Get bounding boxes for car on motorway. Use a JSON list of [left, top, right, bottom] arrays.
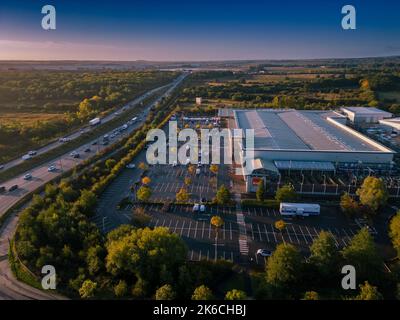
[[28, 150, 37, 156], [84, 148, 91, 153], [92, 141, 98, 146], [23, 173, 32, 180], [48, 165, 57, 172], [59, 137, 71, 143], [70, 151, 80, 158], [126, 163, 136, 169], [8, 185, 18, 192], [0, 186, 6, 193], [256, 249, 273, 257], [0, 164, 4, 170], [22, 154, 32, 161]]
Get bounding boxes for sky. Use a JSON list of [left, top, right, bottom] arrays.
[[0, 0, 399, 61]]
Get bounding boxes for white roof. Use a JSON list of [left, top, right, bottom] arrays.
[[280, 202, 320, 209], [341, 107, 392, 117]]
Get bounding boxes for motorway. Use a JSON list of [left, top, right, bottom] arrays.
[[0, 72, 187, 299], [0, 81, 174, 173]]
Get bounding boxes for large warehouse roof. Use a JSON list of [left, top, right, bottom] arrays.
[[341, 106, 392, 117], [234, 109, 391, 152]]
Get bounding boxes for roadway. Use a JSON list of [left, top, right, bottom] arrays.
[[0, 72, 187, 300], [0, 78, 177, 172]]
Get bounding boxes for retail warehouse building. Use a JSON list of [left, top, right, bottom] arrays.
[[229, 109, 395, 192]]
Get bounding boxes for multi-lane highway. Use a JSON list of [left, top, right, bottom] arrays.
[[0, 72, 187, 300]]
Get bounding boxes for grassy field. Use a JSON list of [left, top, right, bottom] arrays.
[[0, 112, 67, 125]]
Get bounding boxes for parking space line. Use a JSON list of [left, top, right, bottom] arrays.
[[291, 225, 300, 244], [263, 224, 270, 242], [230, 222, 233, 241], [187, 221, 192, 237], [154, 219, 159, 227], [190, 250, 194, 260], [202, 221, 205, 238], [271, 224, 277, 243], [199, 250, 202, 261], [297, 225, 307, 244], [194, 221, 198, 238], [250, 223, 255, 240], [173, 220, 179, 233], [305, 226, 314, 243], [168, 220, 172, 230], [162, 219, 166, 227], [257, 224, 263, 241], [286, 227, 293, 243]]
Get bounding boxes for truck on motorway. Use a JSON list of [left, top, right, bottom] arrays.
[[279, 203, 320, 217], [89, 117, 101, 126]]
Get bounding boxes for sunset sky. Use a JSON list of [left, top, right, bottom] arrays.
[[0, 0, 399, 61]]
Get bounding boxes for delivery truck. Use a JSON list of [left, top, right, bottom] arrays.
[[89, 117, 101, 126]]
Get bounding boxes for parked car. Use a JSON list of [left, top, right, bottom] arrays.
[[126, 163, 136, 169], [192, 204, 200, 212], [24, 173, 32, 180], [256, 249, 273, 257], [8, 185, 18, 192], [200, 204, 206, 212]]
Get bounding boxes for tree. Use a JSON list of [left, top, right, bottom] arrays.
[[106, 227, 187, 294], [176, 188, 189, 202], [340, 193, 360, 218], [389, 212, 400, 257], [114, 280, 128, 297], [79, 279, 97, 299], [142, 176, 151, 185], [132, 207, 151, 227], [355, 281, 383, 300], [266, 243, 302, 288], [275, 184, 296, 202], [105, 159, 117, 170], [274, 220, 286, 233], [309, 231, 340, 277], [137, 186, 151, 202], [225, 289, 247, 300], [210, 164, 219, 175], [211, 216, 224, 229], [184, 177, 192, 186], [191, 285, 214, 300], [75, 190, 97, 216], [256, 180, 266, 202], [155, 284, 176, 300], [303, 291, 319, 300], [356, 176, 388, 213], [215, 185, 231, 205], [341, 228, 382, 281], [138, 162, 148, 170], [188, 164, 196, 175]]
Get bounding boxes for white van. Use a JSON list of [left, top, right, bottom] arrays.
[[279, 203, 320, 217]]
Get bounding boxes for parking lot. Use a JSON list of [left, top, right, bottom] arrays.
[[244, 205, 375, 266], [118, 203, 241, 263]]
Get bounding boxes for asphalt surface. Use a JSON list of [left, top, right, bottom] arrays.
[[0, 72, 187, 300]]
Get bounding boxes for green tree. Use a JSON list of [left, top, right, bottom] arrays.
[[105, 159, 117, 170], [191, 285, 214, 300], [341, 228, 382, 281], [225, 289, 247, 300], [309, 231, 340, 277], [114, 280, 128, 298], [355, 281, 383, 300], [137, 186, 151, 202], [106, 227, 187, 294], [340, 193, 360, 218], [79, 279, 97, 299], [155, 284, 176, 300], [266, 243, 302, 288], [303, 291, 319, 300], [75, 190, 97, 216], [215, 185, 231, 205], [211, 216, 224, 229], [274, 220, 286, 233], [256, 180, 266, 202], [275, 184, 297, 202], [210, 164, 219, 175], [389, 212, 400, 257], [176, 188, 189, 202], [356, 176, 388, 213]]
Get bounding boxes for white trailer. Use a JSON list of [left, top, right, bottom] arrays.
[[279, 203, 320, 217], [89, 117, 101, 126]]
